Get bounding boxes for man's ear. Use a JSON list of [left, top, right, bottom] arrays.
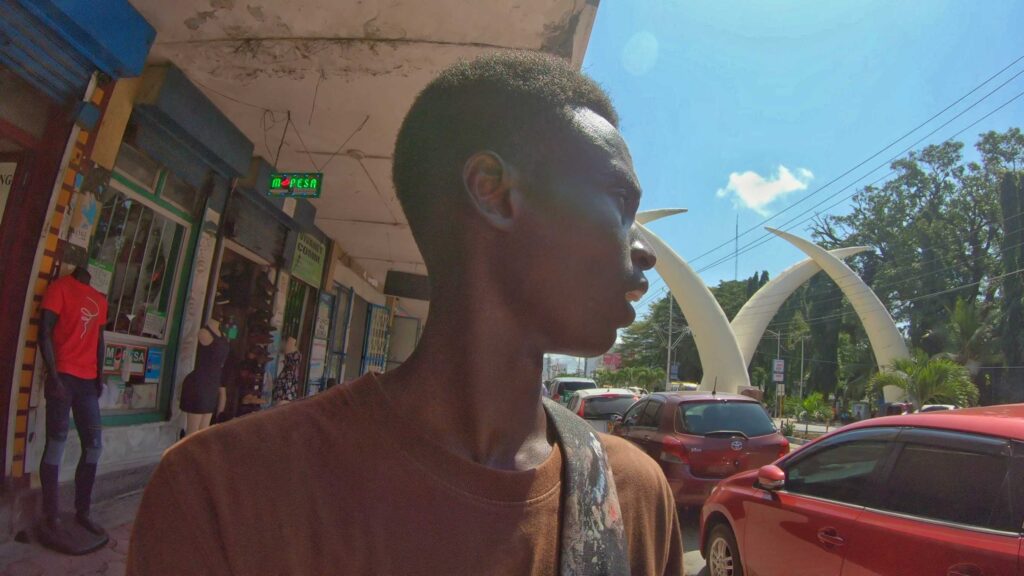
[[462, 151, 519, 231]]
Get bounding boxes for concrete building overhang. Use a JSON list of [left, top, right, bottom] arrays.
[[128, 0, 600, 321]]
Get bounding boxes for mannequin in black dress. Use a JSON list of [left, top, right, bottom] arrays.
[[179, 305, 231, 437]]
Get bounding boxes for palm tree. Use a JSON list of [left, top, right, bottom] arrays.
[[942, 298, 999, 376], [868, 353, 979, 408]]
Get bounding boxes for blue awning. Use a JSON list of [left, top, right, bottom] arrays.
[[0, 0, 154, 103]]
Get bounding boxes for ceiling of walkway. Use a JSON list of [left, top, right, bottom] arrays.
[[129, 0, 599, 319]]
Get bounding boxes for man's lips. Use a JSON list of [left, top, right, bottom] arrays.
[[625, 289, 645, 303]]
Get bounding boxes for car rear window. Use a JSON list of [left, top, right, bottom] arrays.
[[559, 381, 596, 394], [583, 396, 636, 419], [676, 401, 776, 437]]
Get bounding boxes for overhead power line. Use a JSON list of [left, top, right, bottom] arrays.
[[684, 53, 1024, 269]]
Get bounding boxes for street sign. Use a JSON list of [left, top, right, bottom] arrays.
[[773, 359, 785, 374], [773, 371, 785, 382], [776, 384, 785, 395]]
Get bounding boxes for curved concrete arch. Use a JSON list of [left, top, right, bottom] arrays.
[[635, 222, 750, 391], [636, 208, 687, 225], [731, 246, 870, 367], [766, 228, 909, 401]]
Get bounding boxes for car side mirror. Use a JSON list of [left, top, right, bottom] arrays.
[[757, 464, 785, 491]]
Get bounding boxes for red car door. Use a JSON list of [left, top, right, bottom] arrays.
[[636, 398, 666, 459], [616, 399, 649, 447], [744, 430, 896, 576], [840, 430, 1020, 576]]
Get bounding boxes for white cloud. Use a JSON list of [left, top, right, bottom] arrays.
[[716, 165, 814, 215]]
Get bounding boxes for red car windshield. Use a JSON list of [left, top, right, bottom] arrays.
[[676, 401, 776, 437], [583, 396, 636, 419]]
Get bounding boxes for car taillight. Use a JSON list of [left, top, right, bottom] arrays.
[[578, 400, 585, 417], [777, 437, 790, 459], [660, 436, 689, 464], [553, 394, 561, 403]]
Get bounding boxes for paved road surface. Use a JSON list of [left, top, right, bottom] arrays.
[[1, 491, 710, 576]]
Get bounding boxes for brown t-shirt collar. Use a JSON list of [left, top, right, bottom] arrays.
[[335, 373, 563, 504]]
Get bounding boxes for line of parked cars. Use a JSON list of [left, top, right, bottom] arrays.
[[550, 377, 1024, 575]]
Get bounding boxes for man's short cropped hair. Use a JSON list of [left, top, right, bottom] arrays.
[[393, 51, 618, 268]]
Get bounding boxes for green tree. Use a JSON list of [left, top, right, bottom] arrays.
[[620, 272, 772, 383], [800, 392, 831, 423], [868, 354, 979, 408]]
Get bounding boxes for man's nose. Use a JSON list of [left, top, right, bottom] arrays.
[[630, 229, 657, 271]]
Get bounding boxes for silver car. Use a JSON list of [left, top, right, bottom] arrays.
[[566, 388, 640, 433]]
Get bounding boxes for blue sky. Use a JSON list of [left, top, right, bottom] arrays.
[[582, 0, 1024, 314]]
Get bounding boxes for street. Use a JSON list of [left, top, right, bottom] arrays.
[[0, 492, 712, 576], [681, 508, 709, 576]]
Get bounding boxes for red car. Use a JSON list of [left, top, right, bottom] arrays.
[[701, 403, 1024, 576], [612, 392, 788, 507]]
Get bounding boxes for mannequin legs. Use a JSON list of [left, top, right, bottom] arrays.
[[40, 374, 103, 528], [183, 412, 213, 437]]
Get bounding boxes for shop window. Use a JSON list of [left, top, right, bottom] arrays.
[[90, 190, 184, 339], [114, 143, 160, 190], [326, 286, 352, 384], [161, 171, 200, 216], [362, 304, 390, 374]]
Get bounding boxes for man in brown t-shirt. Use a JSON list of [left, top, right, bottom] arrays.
[[129, 52, 683, 575]]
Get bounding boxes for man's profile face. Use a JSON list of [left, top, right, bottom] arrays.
[[503, 107, 653, 356]]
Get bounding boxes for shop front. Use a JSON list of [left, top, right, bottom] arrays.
[[213, 160, 292, 420], [18, 63, 253, 493], [0, 1, 154, 488], [281, 230, 329, 397], [89, 143, 204, 417]]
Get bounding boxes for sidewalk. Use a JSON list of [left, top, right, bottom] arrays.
[[0, 491, 141, 576]]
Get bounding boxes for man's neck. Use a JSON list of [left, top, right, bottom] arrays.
[[379, 294, 553, 472]]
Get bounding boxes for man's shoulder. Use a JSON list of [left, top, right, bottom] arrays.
[[161, 384, 363, 479], [598, 433, 664, 485]]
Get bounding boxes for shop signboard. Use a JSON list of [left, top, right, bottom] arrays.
[[130, 383, 158, 409], [127, 346, 147, 376], [315, 293, 332, 340], [67, 191, 98, 249], [142, 308, 167, 339], [268, 172, 323, 198], [103, 344, 125, 373], [88, 259, 114, 295], [145, 347, 163, 383], [0, 161, 17, 227], [292, 233, 325, 287], [601, 353, 622, 370]]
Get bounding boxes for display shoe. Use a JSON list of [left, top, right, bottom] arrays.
[[248, 318, 272, 329], [247, 349, 272, 364], [249, 333, 273, 345]]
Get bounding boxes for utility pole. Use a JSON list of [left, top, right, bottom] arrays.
[[800, 338, 805, 400], [666, 296, 673, 389]]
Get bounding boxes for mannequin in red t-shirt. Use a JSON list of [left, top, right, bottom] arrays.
[[38, 266, 108, 542]]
